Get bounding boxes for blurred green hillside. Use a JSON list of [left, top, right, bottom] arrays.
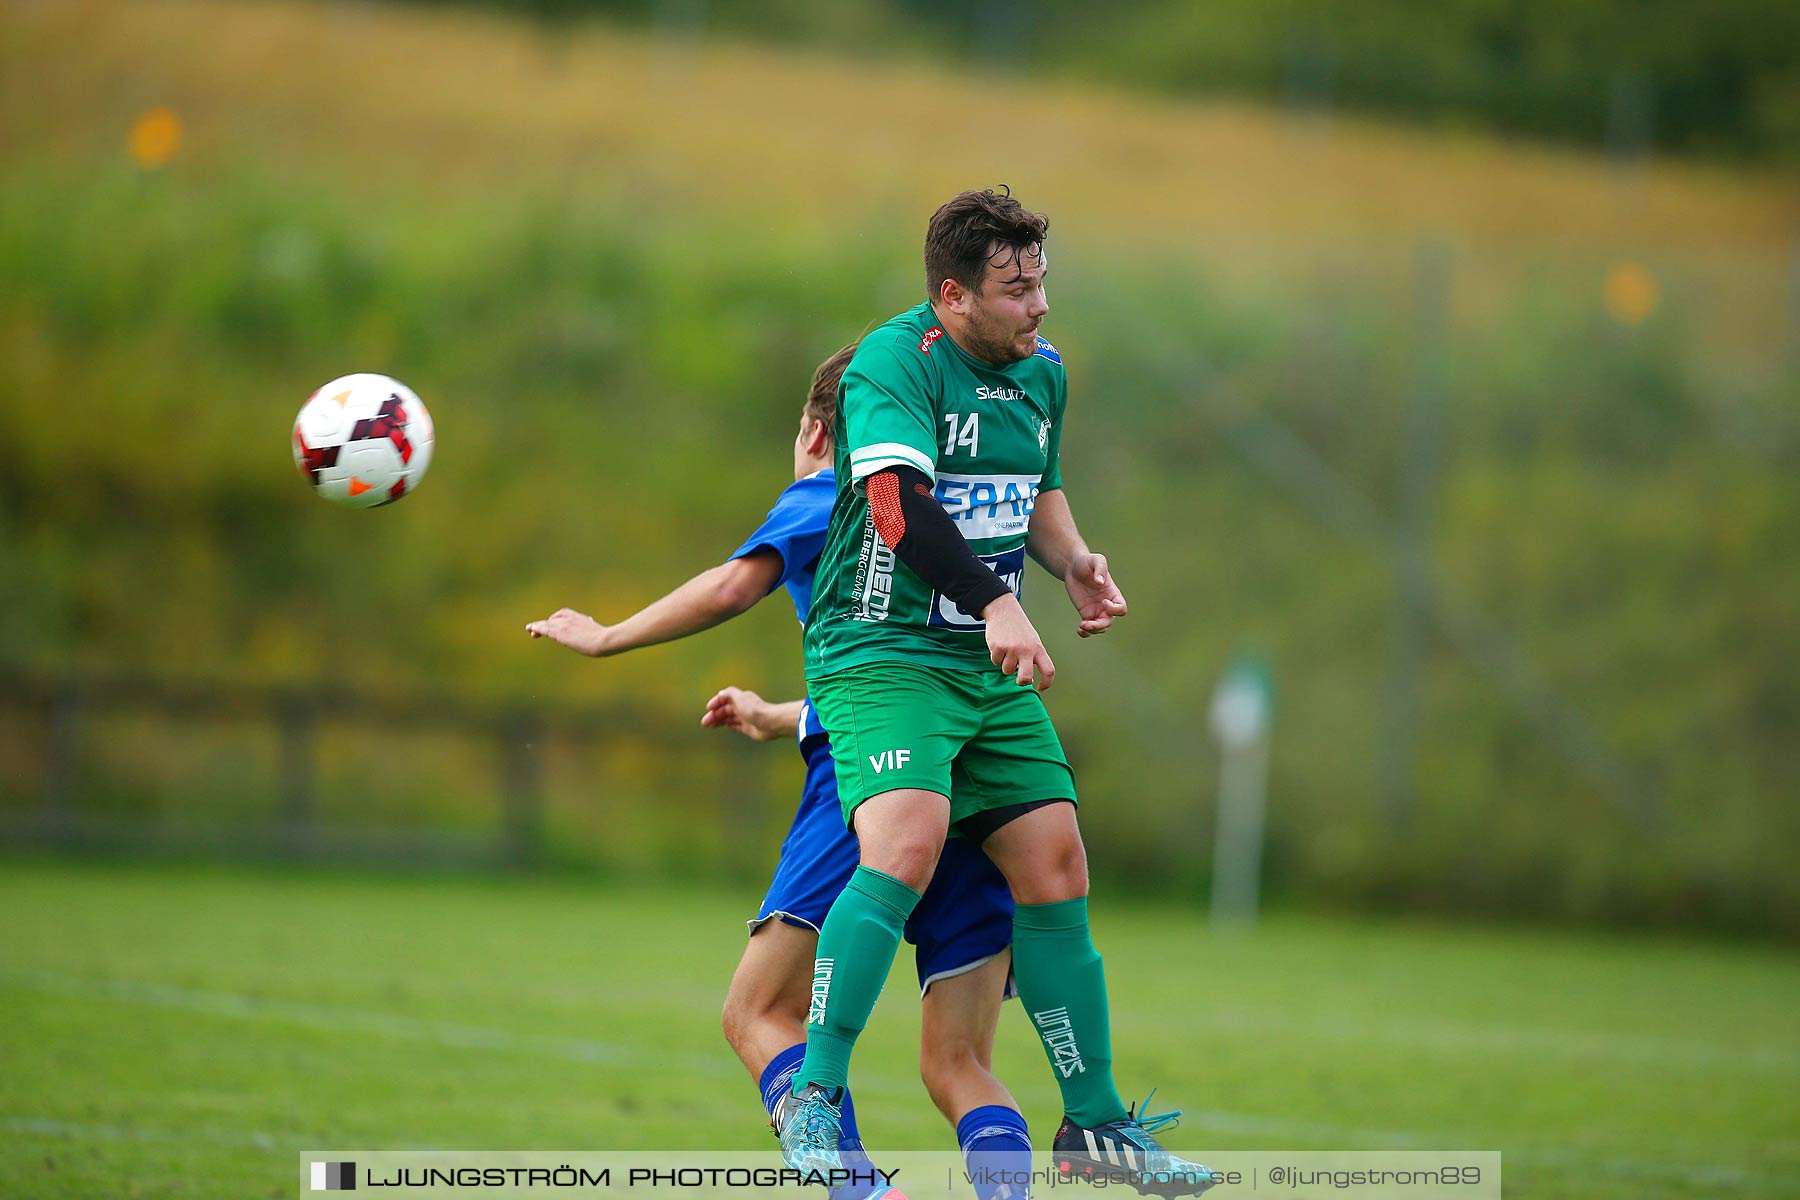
[[2, 0, 1796, 934], [425, 0, 1800, 160]]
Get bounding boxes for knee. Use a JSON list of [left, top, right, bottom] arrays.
[[1052, 837, 1090, 898], [866, 837, 940, 894], [1013, 834, 1088, 905]]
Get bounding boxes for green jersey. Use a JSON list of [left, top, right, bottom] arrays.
[[804, 302, 1067, 677]]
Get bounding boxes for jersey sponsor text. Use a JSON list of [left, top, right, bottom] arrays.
[[851, 514, 897, 622], [934, 472, 1042, 541]]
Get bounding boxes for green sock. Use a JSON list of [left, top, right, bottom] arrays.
[[1012, 896, 1128, 1127], [796, 866, 921, 1093]]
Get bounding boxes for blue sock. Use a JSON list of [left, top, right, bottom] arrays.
[[758, 1044, 806, 1118], [760, 1043, 886, 1199], [958, 1105, 1033, 1200]]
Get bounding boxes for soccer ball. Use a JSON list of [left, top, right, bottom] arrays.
[[292, 373, 435, 508]]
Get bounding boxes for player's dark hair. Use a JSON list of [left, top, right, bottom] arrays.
[[804, 340, 857, 446], [924, 186, 1049, 302]]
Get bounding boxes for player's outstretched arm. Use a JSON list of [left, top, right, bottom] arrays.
[[1027, 488, 1127, 638], [526, 550, 783, 658], [700, 687, 805, 743]]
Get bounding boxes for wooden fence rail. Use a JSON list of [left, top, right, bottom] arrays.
[[0, 670, 746, 869]]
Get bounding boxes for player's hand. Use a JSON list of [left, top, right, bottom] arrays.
[[981, 592, 1055, 691], [1064, 552, 1127, 638], [701, 687, 786, 742], [525, 608, 612, 657]]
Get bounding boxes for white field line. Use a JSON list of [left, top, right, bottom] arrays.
[[12, 963, 1788, 1075], [0, 970, 1778, 1190]]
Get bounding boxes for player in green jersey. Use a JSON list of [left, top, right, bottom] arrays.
[[781, 189, 1220, 1197]]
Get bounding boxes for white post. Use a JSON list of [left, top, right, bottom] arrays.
[[1209, 658, 1273, 929]]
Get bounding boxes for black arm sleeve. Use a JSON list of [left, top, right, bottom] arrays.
[[868, 466, 1013, 619]]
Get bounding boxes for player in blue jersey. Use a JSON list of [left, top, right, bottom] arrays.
[[527, 345, 1035, 1200]]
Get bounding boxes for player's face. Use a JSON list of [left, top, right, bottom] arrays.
[[966, 243, 1049, 365]]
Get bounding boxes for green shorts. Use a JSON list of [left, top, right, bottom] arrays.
[[807, 662, 1078, 828]]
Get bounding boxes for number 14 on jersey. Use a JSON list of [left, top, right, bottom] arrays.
[[944, 412, 980, 457]]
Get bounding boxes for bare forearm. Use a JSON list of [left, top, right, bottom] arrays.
[[598, 563, 760, 656], [530, 551, 781, 659], [1027, 488, 1088, 581]]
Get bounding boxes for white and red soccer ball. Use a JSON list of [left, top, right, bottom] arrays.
[[292, 373, 434, 508]]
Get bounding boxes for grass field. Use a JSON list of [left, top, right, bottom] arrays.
[[1, 860, 1794, 1198]]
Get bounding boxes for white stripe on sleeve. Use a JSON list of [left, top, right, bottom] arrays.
[[849, 442, 936, 481]]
